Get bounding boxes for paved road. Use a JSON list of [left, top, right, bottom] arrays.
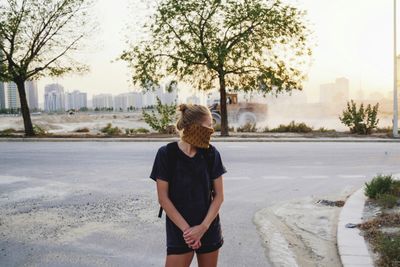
[[0, 142, 399, 267]]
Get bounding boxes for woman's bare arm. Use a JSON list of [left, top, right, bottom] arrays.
[[156, 178, 190, 232], [201, 176, 224, 229]]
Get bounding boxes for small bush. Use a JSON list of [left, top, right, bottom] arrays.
[[339, 100, 379, 134], [237, 123, 257, 132], [264, 121, 313, 133], [33, 124, 47, 135], [74, 127, 90, 133], [213, 124, 234, 132], [136, 127, 150, 134], [100, 123, 122, 136], [365, 175, 395, 199], [0, 128, 17, 135], [376, 234, 400, 267], [376, 193, 398, 208], [316, 127, 336, 133]]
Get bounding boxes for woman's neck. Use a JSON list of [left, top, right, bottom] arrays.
[[178, 139, 197, 157]]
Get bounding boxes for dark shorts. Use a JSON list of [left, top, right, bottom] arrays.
[[167, 239, 223, 255]]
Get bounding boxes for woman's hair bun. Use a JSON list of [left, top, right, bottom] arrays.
[[179, 104, 187, 112]]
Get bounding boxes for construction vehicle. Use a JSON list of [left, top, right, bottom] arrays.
[[209, 93, 267, 126]]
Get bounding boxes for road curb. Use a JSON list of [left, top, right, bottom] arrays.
[[337, 187, 374, 267], [0, 137, 399, 142]]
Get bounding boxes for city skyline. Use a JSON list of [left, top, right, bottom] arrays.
[[34, 0, 399, 107]]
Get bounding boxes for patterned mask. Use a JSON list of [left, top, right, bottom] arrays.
[[182, 124, 215, 148]]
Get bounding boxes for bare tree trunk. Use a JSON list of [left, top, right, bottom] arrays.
[[219, 74, 229, 136], [16, 79, 35, 136]]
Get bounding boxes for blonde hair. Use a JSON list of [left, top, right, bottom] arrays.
[[176, 103, 211, 131]]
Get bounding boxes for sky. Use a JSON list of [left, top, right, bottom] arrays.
[[38, 0, 398, 105]]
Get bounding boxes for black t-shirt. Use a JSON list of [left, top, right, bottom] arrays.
[[150, 143, 227, 247]]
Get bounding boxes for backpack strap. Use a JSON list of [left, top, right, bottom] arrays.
[[158, 141, 179, 218]]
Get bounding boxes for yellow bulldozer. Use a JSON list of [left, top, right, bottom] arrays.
[[208, 93, 268, 126]]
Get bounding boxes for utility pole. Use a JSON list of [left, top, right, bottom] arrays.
[[394, 0, 399, 137]]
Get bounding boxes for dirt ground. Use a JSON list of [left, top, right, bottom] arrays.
[[253, 187, 355, 267]]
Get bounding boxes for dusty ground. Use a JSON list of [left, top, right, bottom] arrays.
[[0, 175, 161, 267], [0, 112, 394, 139], [0, 112, 149, 134], [253, 187, 355, 267]]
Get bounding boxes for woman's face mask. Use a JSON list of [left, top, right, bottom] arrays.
[[182, 124, 215, 148]]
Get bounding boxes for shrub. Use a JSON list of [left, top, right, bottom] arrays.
[[376, 193, 398, 209], [316, 127, 336, 133], [339, 100, 379, 134], [213, 124, 234, 132], [100, 123, 122, 136], [74, 127, 90, 133], [365, 174, 395, 199], [125, 127, 150, 134], [33, 124, 47, 135], [136, 127, 150, 134], [0, 128, 17, 135], [237, 123, 257, 132], [142, 96, 177, 133], [264, 121, 313, 133], [376, 234, 400, 267]]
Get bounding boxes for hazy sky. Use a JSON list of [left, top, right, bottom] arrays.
[[38, 0, 398, 104]]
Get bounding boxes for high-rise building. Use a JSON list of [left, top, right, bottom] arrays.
[[163, 82, 178, 105], [44, 83, 65, 112], [114, 92, 136, 111], [93, 94, 113, 109], [65, 90, 87, 110], [132, 92, 143, 109], [25, 80, 39, 110], [319, 77, 349, 104], [6, 82, 20, 109], [142, 90, 156, 107], [0, 82, 6, 109]]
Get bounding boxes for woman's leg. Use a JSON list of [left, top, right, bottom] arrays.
[[196, 249, 220, 267], [165, 251, 195, 267]]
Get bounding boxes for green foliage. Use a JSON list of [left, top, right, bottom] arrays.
[[0, 128, 17, 135], [237, 123, 257, 132], [100, 123, 122, 136], [339, 100, 380, 135], [121, 0, 313, 135], [142, 96, 177, 133], [364, 174, 395, 199], [376, 194, 398, 209], [125, 127, 150, 134], [74, 127, 90, 133], [213, 123, 234, 132], [263, 121, 313, 133], [0, 0, 91, 82], [33, 124, 47, 136], [316, 127, 336, 133], [376, 233, 400, 267]]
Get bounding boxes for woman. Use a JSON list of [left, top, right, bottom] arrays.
[[150, 103, 227, 267]]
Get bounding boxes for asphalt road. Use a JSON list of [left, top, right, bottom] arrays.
[[0, 141, 399, 267]]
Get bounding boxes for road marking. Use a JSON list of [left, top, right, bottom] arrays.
[[262, 175, 292, 180], [337, 175, 366, 179], [139, 178, 149, 181], [301, 175, 329, 179], [224, 176, 251, 180]]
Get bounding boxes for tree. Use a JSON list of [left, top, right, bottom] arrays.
[[121, 0, 312, 136], [0, 0, 93, 136]]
